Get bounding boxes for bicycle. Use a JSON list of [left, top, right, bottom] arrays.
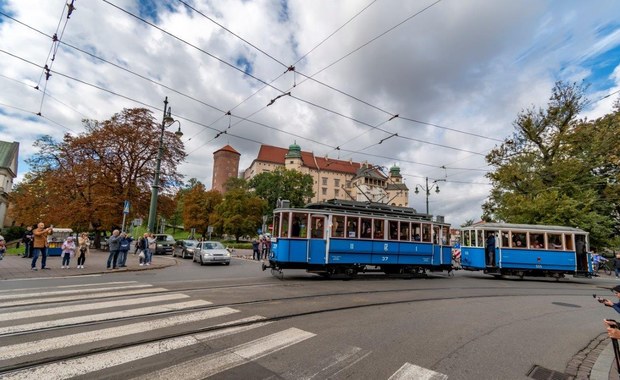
[[596, 260, 613, 276]]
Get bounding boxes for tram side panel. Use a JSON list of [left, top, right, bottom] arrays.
[[328, 239, 374, 265], [271, 239, 309, 269], [500, 248, 576, 273], [460, 246, 486, 270]]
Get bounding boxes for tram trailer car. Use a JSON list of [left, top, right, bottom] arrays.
[[262, 200, 453, 277], [460, 222, 592, 279]]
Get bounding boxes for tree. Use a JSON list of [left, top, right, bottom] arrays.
[[483, 82, 618, 247], [248, 167, 314, 215], [9, 108, 186, 245], [214, 187, 266, 242]]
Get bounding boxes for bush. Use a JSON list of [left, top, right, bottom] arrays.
[[1, 226, 25, 242]]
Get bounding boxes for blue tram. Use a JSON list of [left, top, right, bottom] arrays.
[[459, 222, 592, 279], [262, 200, 453, 277]]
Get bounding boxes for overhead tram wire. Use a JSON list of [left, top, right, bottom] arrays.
[[104, 0, 496, 156]]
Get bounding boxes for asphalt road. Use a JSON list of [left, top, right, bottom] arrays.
[[0, 255, 615, 379]]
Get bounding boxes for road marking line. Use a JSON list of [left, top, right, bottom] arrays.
[[0, 281, 138, 293], [1, 274, 104, 282], [388, 363, 448, 380], [0, 318, 272, 380], [0, 284, 152, 300], [0, 300, 212, 335], [135, 327, 316, 380], [0, 287, 170, 307], [0, 293, 189, 321], [0, 307, 240, 360], [280, 345, 370, 380]]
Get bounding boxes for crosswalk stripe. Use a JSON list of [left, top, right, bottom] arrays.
[[0, 300, 212, 335], [0, 287, 170, 308], [134, 327, 316, 380], [388, 363, 448, 380], [1, 293, 189, 321], [0, 307, 240, 360], [0, 284, 152, 300], [280, 345, 371, 380], [0, 281, 139, 294], [0, 318, 273, 380]]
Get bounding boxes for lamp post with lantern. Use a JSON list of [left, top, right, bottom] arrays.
[[414, 177, 445, 215], [147, 97, 183, 233]]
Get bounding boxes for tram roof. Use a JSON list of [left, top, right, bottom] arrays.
[[465, 222, 586, 233], [299, 199, 434, 221]]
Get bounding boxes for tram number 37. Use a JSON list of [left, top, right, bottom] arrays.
[[382, 256, 389, 261]]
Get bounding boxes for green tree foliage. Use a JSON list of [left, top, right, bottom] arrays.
[[9, 108, 186, 241], [483, 82, 619, 248], [248, 167, 314, 215], [214, 187, 267, 242]]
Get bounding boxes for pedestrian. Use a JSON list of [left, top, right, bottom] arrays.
[[22, 225, 34, 258], [614, 254, 620, 279], [137, 233, 147, 265], [263, 237, 271, 260], [31, 222, 53, 271], [252, 238, 260, 260], [0, 235, 6, 260], [77, 232, 90, 269], [106, 229, 122, 270], [146, 233, 156, 266], [117, 232, 132, 268], [60, 236, 76, 269], [486, 232, 496, 267]]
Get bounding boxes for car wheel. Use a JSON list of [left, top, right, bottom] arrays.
[[225, 262, 230, 266]]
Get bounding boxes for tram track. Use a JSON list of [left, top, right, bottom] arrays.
[[0, 281, 604, 375]]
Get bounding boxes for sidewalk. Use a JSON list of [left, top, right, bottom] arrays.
[[0, 250, 176, 281]]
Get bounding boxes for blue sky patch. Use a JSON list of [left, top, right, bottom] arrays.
[[582, 43, 620, 92], [236, 56, 253, 76], [278, 0, 289, 23]]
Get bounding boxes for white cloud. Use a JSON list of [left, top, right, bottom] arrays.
[[1, 0, 619, 227]]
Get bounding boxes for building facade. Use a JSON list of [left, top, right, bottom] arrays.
[[211, 144, 240, 193], [0, 141, 19, 227], [241, 143, 409, 206]]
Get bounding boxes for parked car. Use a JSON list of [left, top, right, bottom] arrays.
[[153, 234, 176, 255], [192, 241, 231, 265], [173, 239, 199, 259]]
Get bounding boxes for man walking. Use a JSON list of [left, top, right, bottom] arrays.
[[22, 226, 33, 258], [32, 222, 53, 271]]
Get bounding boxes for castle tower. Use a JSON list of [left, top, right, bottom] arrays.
[[212, 145, 240, 193], [284, 141, 303, 171]]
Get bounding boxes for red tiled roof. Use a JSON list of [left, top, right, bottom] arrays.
[[255, 144, 363, 175], [214, 144, 240, 155]]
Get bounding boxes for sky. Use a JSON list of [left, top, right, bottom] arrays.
[[1, 0, 619, 227]]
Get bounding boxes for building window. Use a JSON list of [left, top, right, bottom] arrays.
[[334, 189, 340, 197], [345, 180, 351, 187], [334, 179, 340, 187], [322, 177, 328, 186], [322, 188, 327, 195]]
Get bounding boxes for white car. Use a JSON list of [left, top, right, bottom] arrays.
[[192, 241, 231, 266]]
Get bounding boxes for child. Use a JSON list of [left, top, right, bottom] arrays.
[[61, 236, 76, 269], [0, 235, 5, 260]]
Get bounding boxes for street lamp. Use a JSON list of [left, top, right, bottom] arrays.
[[414, 177, 445, 215], [147, 97, 183, 232]]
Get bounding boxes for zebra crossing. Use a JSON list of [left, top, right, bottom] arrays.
[[0, 281, 448, 379]]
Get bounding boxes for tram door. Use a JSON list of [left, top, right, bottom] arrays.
[[308, 215, 327, 264], [485, 230, 498, 267]]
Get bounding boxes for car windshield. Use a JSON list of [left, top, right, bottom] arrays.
[[203, 242, 225, 250], [156, 235, 174, 242], [185, 241, 197, 247]]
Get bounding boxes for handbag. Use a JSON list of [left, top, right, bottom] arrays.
[[139, 251, 145, 259]]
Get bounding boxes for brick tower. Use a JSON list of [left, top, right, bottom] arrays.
[[212, 144, 240, 193]]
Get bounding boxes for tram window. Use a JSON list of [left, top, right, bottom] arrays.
[[399, 222, 410, 241], [361, 218, 372, 238], [388, 220, 399, 240], [432, 225, 440, 244], [422, 224, 432, 243], [511, 232, 526, 248], [476, 230, 484, 247], [548, 233, 563, 250], [281, 212, 290, 238], [290, 213, 307, 238], [501, 232, 509, 247], [346, 217, 358, 238], [463, 230, 471, 246], [441, 226, 449, 244], [311, 217, 324, 238], [273, 214, 281, 238], [373, 219, 385, 239], [411, 222, 421, 241], [529, 233, 544, 249], [332, 215, 345, 238], [565, 234, 575, 251]]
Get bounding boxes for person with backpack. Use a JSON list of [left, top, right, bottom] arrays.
[[117, 232, 133, 268]]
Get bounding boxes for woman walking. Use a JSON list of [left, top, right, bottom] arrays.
[[77, 232, 90, 269], [61, 236, 76, 269]]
